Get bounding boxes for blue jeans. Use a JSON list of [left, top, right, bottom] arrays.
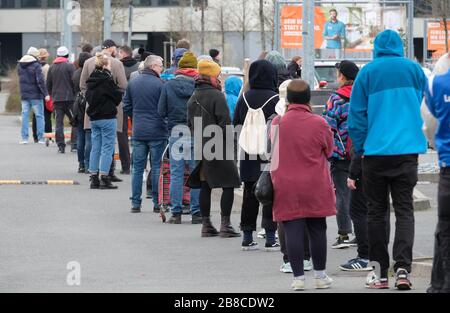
[[169, 136, 200, 215], [89, 119, 117, 175], [77, 126, 86, 167], [131, 139, 166, 208], [21, 99, 44, 141]]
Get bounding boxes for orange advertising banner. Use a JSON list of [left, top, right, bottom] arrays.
[[280, 6, 326, 49], [428, 21, 450, 51]]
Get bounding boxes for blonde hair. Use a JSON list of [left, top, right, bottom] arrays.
[[95, 52, 109, 69]]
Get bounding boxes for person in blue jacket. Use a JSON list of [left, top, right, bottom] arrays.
[[160, 48, 187, 81], [424, 67, 450, 293], [348, 29, 427, 290], [224, 76, 243, 119]]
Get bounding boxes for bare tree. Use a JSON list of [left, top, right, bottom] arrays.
[[233, 0, 255, 59], [167, 0, 191, 42], [209, 2, 231, 64], [264, 0, 276, 50], [259, 0, 266, 51]]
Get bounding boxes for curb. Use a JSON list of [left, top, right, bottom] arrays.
[[0, 180, 80, 185], [412, 258, 433, 278]]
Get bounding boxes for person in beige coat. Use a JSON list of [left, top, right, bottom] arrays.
[[80, 39, 128, 182]]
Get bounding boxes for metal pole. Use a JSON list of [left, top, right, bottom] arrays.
[[62, 0, 72, 55], [104, 0, 112, 41], [408, 0, 414, 60], [274, 0, 280, 51], [302, 0, 315, 88], [128, 1, 133, 47], [423, 19, 428, 64]]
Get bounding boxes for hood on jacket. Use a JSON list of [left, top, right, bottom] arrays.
[[78, 52, 91, 68], [225, 76, 243, 97], [171, 76, 195, 98], [19, 55, 38, 65], [53, 56, 69, 64], [335, 84, 353, 99], [249, 60, 277, 91], [86, 69, 113, 89], [172, 48, 188, 65], [373, 30, 404, 59], [121, 57, 138, 68]]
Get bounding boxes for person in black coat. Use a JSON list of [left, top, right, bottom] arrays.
[[85, 53, 123, 190], [187, 60, 241, 238], [288, 56, 302, 79], [233, 59, 280, 251]]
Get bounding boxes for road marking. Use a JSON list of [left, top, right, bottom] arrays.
[[0, 180, 79, 185]]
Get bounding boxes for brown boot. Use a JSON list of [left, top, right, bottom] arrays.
[[201, 217, 219, 237], [219, 215, 241, 238]]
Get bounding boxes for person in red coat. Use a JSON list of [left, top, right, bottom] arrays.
[[270, 80, 336, 291]]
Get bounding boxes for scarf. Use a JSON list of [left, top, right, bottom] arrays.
[[176, 68, 198, 78], [195, 74, 222, 91]]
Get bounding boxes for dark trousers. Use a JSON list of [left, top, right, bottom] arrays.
[[117, 114, 130, 172], [240, 182, 277, 232], [200, 182, 233, 217], [32, 108, 52, 140], [54, 101, 74, 148], [331, 159, 353, 235], [363, 155, 418, 278], [279, 222, 310, 263], [429, 168, 450, 292], [283, 218, 327, 277], [350, 178, 391, 260]]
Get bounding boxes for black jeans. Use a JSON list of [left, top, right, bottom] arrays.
[[429, 168, 450, 292], [117, 114, 131, 172], [363, 155, 418, 278], [32, 107, 52, 140], [279, 222, 310, 263], [54, 101, 74, 148], [200, 182, 234, 217], [240, 182, 277, 232], [283, 218, 327, 277], [331, 159, 353, 235]]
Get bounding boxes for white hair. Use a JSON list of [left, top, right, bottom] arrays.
[[144, 55, 163, 69]]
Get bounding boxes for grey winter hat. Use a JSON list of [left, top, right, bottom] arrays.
[[26, 47, 40, 58]]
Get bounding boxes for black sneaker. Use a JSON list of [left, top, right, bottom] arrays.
[[109, 175, 123, 183], [78, 166, 86, 174], [58, 145, 65, 154], [395, 268, 412, 291], [153, 206, 161, 213], [131, 207, 141, 213], [348, 237, 358, 247], [264, 242, 281, 252], [182, 206, 191, 215], [120, 169, 130, 175], [332, 236, 350, 249], [241, 241, 259, 251], [168, 214, 182, 224]]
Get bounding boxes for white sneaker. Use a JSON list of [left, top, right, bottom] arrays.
[[38, 140, 46, 145], [19, 140, 28, 145], [291, 278, 305, 291], [280, 262, 293, 273], [304, 259, 313, 271], [315, 274, 333, 289], [257, 229, 266, 239]]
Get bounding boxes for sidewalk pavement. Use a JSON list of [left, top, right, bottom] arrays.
[[0, 106, 438, 293]]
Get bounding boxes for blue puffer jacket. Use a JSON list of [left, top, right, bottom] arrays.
[[225, 76, 243, 119], [123, 69, 168, 142], [348, 30, 427, 156], [17, 55, 48, 100], [158, 73, 195, 133]]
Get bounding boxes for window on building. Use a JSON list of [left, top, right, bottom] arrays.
[[0, 0, 15, 8], [415, 0, 432, 17], [45, 0, 60, 8], [21, 0, 42, 8]]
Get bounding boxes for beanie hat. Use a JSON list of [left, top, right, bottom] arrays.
[[57, 46, 69, 57], [101, 39, 117, 50], [27, 47, 40, 58], [178, 51, 198, 69], [197, 55, 213, 62], [287, 81, 311, 105], [198, 60, 221, 77], [172, 48, 188, 65], [335, 60, 359, 80]]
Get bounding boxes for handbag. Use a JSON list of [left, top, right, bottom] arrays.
[[254, 116, 281, 206], [45, 96, 54, 112]]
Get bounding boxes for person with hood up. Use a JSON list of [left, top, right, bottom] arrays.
[[224, 76, 243, 119], [47, 46, 76, 154], [73, 52, 93, 173], [18, 47, 50, 144], [348, 30, 427, 290], [322, 60, 359, 249], [85, 53, 123, 190], [233, 60, 279, 251], [158, 51, 201, 224], [265, 50, 292, 89], [271, 80, 336, 291], [187, 60, 241, 238], [160, 48, 188, 81]]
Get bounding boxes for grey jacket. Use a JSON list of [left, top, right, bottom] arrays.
[[47, 58, 76, 102]]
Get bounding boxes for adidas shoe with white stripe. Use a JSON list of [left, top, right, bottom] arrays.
[[339, 257, 372, 272]]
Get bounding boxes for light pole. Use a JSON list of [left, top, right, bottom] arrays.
[[128, 1, 134, 47], [104, 0, 112, 41], [302, 0, 315, 88], [61, 0, 72, 55]]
